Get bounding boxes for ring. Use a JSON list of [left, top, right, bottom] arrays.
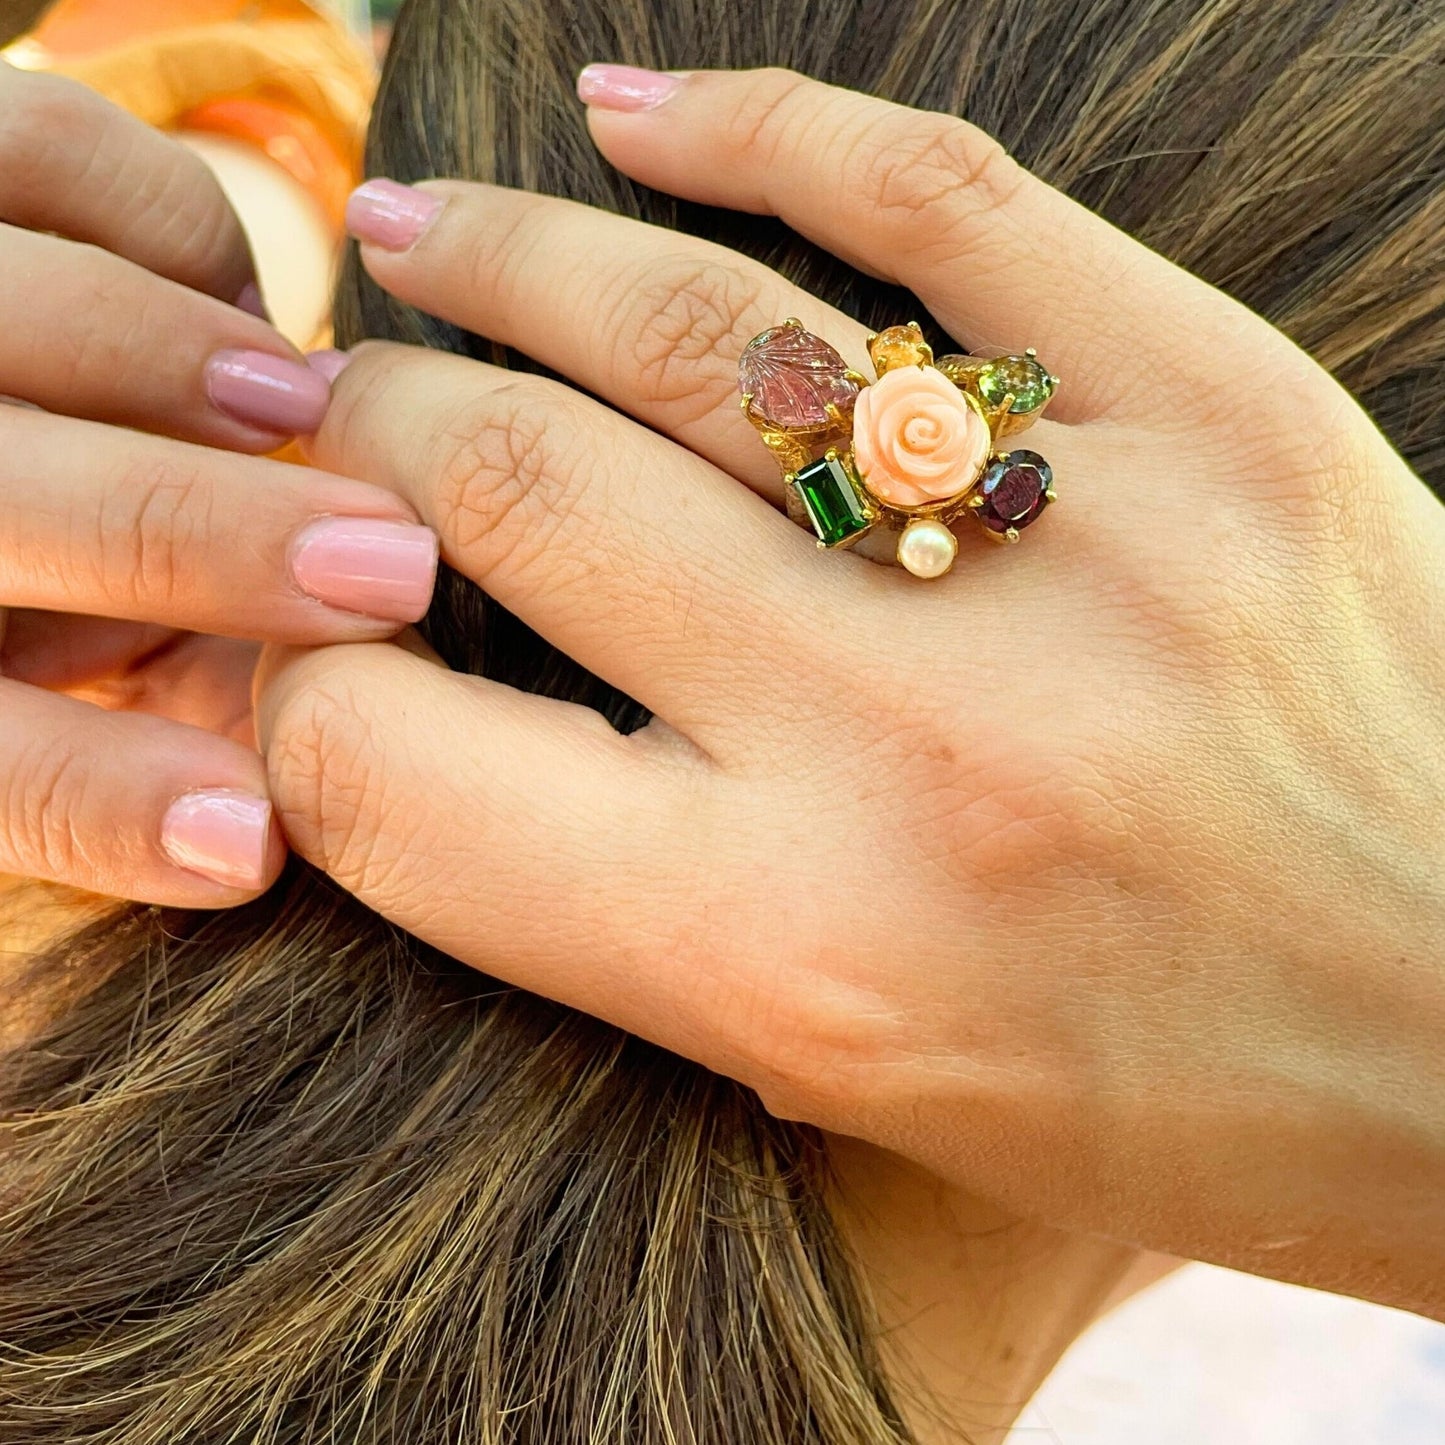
[[737, 320, 1059, 578]]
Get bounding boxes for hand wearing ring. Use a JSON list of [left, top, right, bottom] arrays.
[[255, 64, 1445, 1319]]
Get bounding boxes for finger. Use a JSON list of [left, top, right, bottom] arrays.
[[0, 60, 257, 304], [254, 640, 737, 1070], [0, 225, 330, 450], [577, 65, 1261, 416], [310, 341, 860, 733], [1, 406, 439, 639], [0, 679, 285, 906], [341, 178, 1088, 498]]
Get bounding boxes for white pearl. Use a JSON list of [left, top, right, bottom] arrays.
[[897, 518, 957, 578]]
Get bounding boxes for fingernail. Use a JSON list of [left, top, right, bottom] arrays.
[[577, 63, 681, 112], [289, 516, 438, 622], [346, 179, 444, 251], [161, 789, 271, 890], [235, 280, 270, 320], [307, 348, 352, 383], [205, 349, 332, 435]]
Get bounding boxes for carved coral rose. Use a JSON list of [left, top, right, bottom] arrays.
[[851, 365, 991, 508]]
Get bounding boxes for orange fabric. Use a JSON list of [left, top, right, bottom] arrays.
[[29, 0, 325, 58], [8, 2, 374, 236]]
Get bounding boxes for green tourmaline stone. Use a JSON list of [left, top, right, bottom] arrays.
[[794, 455, 871, 547], [978, 355, 1054, 413]]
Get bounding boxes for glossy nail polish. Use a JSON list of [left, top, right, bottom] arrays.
[[576, 63, 681, 112], [161, 789, 271, 889], [345, 179, 444, 251], [289, 516, 439, 622], [205, 350, 332, 435]]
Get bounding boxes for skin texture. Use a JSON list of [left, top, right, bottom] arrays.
[[822, 1141, 1180, 1443], [252, 68, 1445, 1319], [0, 60, 438, 906]]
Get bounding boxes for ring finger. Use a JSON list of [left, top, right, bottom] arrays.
[[310, 341, 872, 733]]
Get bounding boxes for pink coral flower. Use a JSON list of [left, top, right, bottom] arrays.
[[852, 366, 991, 508]]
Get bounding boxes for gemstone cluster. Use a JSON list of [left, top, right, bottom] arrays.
[[738, 319, 1057, 576]]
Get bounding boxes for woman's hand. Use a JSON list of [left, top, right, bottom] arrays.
[[255, 67, 1445, 1316], [0, 62, 437, 905]]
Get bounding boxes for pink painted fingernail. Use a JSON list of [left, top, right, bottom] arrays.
[[205, 350, 332, 435], [346, 179, 444, 251], [161, 789, 272, 889], [289, 516, 438, 622], [235, 281, 270, 320], [307, 348, 352, 383], [577, 64, 681, 112]]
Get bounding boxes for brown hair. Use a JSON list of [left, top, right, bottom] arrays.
[[0, 0, 47, 43], [3, 0, 1442, 1440]]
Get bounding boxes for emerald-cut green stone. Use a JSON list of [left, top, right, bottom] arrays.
[[794, 454, 871, 546], [978, 355, 1055, 413]]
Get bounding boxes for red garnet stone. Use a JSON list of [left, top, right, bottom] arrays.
[[977, 449, 1053, 534]]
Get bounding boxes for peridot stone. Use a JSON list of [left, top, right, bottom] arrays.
[[794, 455, 871, 547], [977, 355, 1055, 413]]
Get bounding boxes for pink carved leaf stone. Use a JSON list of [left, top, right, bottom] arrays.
[[738, 324, 862, 430]]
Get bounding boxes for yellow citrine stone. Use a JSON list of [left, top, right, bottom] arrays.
[[867, 321, 934, 376]]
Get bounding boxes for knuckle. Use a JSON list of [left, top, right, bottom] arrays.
[[724, 66, 815, 163], [739, 995, 882, 1125], [428, 380, 588, 574], [119, 139, 243, 285], [670, 848, 897, 1125], [615, 255, 771, 420], [1257, 430, 1360, 537], [853, 114, 1026, 240], [265, 671, 398, 896], [468, 191, 550, 305], [46, 246, 153, 386], [0, 66, 244, 290], [860, 706, 1140, 909], [100, 456, 208, 608], [1188, 352, 1375, 549], [1, 733, 94, 882], [965, 755, 1135, 892]]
